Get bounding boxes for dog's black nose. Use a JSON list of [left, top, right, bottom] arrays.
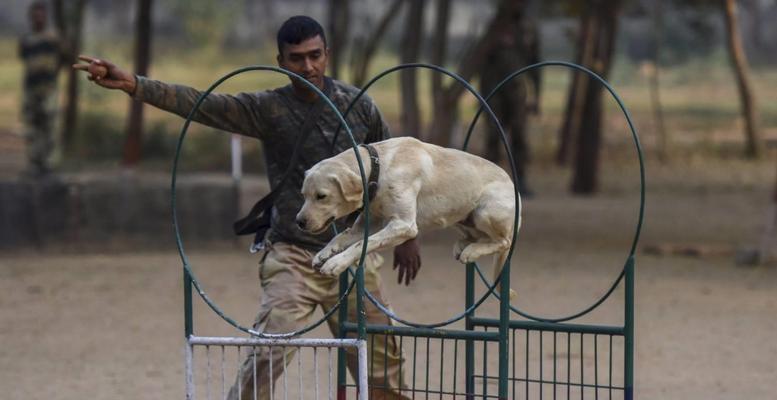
[[296, 218, 307, 230]]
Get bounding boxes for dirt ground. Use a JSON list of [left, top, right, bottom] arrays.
[[1, 159, 776, 399]]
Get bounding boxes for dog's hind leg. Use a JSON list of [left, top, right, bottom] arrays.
[[492, 249, 517, 299], [456, 185, 515, 263], [456, 203, 508, 260], [456, 237, 510, 264], [456, 236, 516, 299], [452, 223, 480, 261], [458, 183, 518, 299]]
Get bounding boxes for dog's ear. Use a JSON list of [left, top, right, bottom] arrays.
[[331, 169, 363, 204]]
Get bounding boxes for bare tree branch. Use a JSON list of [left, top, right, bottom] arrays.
[[352, 0, 404, 88], [429, 0, 517, 146]]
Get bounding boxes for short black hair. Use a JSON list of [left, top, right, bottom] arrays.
[[277, 16, 327, 55], [29, 1, 47, 12]]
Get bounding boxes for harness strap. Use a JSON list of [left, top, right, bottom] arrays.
[[360, 143, 380, 203], [233, 78, 334, 252]]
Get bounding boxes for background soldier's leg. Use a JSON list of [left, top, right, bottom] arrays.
[[227, 243, 319, 400], [485, 94, 505, 165], [322, 254, 411, 400], [22, 98, 51, 175], [510, 92, 531, 194], [40, 94, 56, 171]]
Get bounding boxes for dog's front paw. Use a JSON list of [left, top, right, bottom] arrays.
[[318, 253, 353, 276], [313, 246, 343, 270], [312, 255, 325, 270], [312, 251, 331, 270]]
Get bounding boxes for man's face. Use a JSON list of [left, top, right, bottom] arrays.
[[277, 35, 329, 92], [29, 6, 47, 32]]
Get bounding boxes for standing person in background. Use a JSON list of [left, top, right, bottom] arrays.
[[18, 1, 64, 179], [480, 4, 541, 196]]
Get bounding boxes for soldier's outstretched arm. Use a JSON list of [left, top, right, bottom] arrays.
[[73, 55, 265, 137]]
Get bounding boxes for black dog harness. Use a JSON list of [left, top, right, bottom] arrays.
[[361, 143, 380, 203]]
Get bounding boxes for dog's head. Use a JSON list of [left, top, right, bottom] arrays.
[[296, 159, 364, 234]]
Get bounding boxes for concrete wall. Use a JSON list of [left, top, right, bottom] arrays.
[[0, 172, 268, 251]]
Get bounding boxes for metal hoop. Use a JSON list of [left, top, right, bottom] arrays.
[[334, 63, 521, 328], [464, 61, 645, 323], [172, 65, 372, 338]]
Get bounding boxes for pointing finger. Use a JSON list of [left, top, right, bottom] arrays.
[[77, 55, 97, 63]]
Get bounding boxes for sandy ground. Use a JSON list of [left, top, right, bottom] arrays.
[[1, 160, 776, 399]]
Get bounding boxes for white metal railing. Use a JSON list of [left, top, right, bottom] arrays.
[[186, 336, 368, 400]]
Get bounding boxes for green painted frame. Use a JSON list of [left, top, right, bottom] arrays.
[[174, 61, 643, 400]]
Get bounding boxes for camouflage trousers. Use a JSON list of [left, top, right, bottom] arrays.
[[227, 241, 410, 400], [22, 93, 57, 173]]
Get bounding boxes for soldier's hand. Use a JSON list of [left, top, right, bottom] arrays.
[[393, 238, 422, 286], [72, 55, 137, 94]]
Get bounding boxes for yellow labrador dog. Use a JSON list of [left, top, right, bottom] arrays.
[[296, 137, 519, 297]]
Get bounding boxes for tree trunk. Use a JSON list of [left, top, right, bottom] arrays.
[[431, 0, 455, 143], [430, 0, 451, 138], [722, 0, 763, 158], [52, 1, 65, 32], [399, 0, 425, 137], [650, 0, 668, 162], [557, 7, 597, 165], [122, 0, 153, 167], [53, 0, 87, 157], [571, 0, 621, 194], [351, 0, 404, 88], [428, 0, 516, 146], [328, 0, 350, 80]]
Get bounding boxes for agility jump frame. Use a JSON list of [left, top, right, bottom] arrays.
[[174, 62, 643, 399]]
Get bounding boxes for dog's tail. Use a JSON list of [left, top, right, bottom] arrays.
[[493, 248, 517, 300]]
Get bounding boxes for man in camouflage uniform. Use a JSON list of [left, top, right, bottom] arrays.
[[480, 5, 541, 196], [18, 1, 63, 178], [75, 16, 418, 400]]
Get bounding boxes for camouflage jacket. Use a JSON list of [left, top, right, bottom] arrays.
[[134, 76, 390, 251], [18, 31, 62, 98]]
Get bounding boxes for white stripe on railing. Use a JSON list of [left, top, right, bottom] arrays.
[[186, 336, 367, 400]]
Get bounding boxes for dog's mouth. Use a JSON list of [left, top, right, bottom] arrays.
[[307, 216, 335, 235]]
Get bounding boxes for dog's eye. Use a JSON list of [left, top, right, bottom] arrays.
[[316, 193, 327, 200]]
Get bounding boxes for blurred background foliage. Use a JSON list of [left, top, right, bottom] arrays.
[[0, 0, 775, 174]]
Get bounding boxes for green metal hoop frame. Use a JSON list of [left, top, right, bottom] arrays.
[[173, 61, 641, 400], [337, 61, 644, 327], [172, 66, 372, 338], [332, 62, 521, 329], [463, 61, 645, 323], [173, 61, 644, 334]]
